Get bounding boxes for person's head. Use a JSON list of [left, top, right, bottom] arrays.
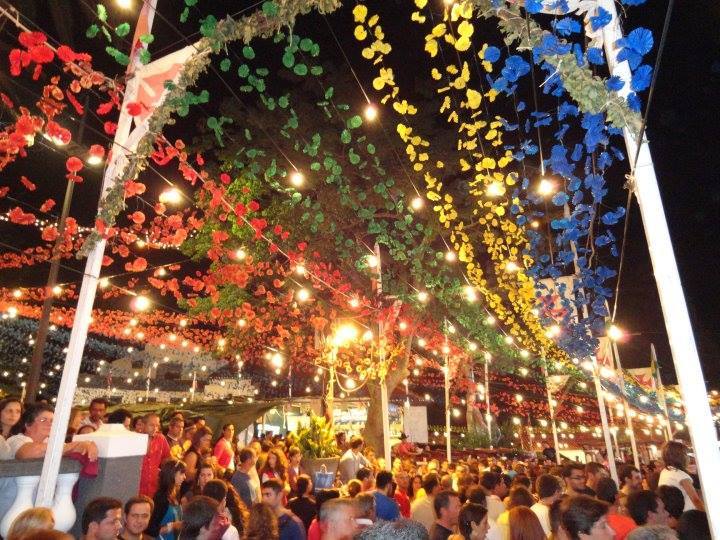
[[357, 467, 375, 491], [585, 462, 609, 489], [536, 474, 563, 502], [627, 490, 669, 526], [261, 479, 285, 510], [561, 463, 587, 494], [677, 509, 710, 540], [143, 413, 160, 437], [123, 496, 153, 537], [619, 465, 642, 492], [131, 416, 145, 433], [375, 470, 394, 495], [355, 492, 376, 521], [508, 506, 547, 540], [221, 423, 234, 440], [197, 460, 216, 491], [346, 479, 362, 498], [625, 525, 678, 540], [158, 459, 187, 498], [318, 498, 359, 539], [423, 472, 441, 497], [167, 416, 185, 438], [661, 441, 687, 470], [180, 496, 219, 540], [202, 479, 229, 511], [0, 397, 22, 433], [434, 490, 461, 527], [480, 471, 506, 498], [192, 426, 213, 451], [82, 497, 123, 540], [78, 425, 96, 435], [411, 474, 423, 495], [350, 435, 364, 453], [7, 507, 54, 540], [457, 502, 489, 540], [192, 415, 206, 428], [395, 470, 409, 490], [595, 477, 619, 506], [315, 488, 341, 513], [550, 496, 570, 539], [238, 447, 256, 471], [247, 502, 279, 539], [507, 485, 534, 509], [355, 518, 429, 540], [511, 474, 531, 490], [88, 398, 108, 422], [16, 403, 54, 441], [561, 495, 615, 540], [106, 408, 132, 429], [288, 445, 301, 466], [296, 474, 312, 497], [656, 485, 684, 525]]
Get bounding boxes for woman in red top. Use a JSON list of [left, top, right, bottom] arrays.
[[213, 423, 236, 478]]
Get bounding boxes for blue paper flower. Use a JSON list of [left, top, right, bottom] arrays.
[[501, 55, 531, 83], [616, 27, 654, 69], [627, 92, 642, 112], [484, 45, 501, 63], [525, 0, 544, 14], [590, 7, 612, 31], [606, 75, 625, 92], [631, 64, 653, 91], [586, 47, 605, 65], [553, 17, 581, 36]]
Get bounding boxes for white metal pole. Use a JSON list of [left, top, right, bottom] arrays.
[[444, 349, 452, 463], [651, 344, 673, 441], [593, 358, 619, 483], [484, 358, 492, 443], [612, 341, 640, 469], [374, 243, 392, 470], [34, 1, 160, 506], [599, 1, 720, 529], [542, 355, 561, 465]]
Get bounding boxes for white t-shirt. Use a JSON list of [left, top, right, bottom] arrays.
[[486, 494, 506, 522], [658, 467, 695, 512], [530, 502, 551, 536], [5, 434, 34, 459]]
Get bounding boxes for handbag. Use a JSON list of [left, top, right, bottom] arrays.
[[313, 464, 335, 491]]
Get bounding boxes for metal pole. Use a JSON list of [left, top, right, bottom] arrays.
[[484, 358, 492, 443], [542, 354, 561, 465], [651, 344, 673, 441], [599, 2, 720, 527], [612, 341, 640, 469], [374, 243, 392, 470], [593, 358, 619, 483], [444, 323, 451, 463]]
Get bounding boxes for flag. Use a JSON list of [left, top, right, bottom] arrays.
[[537, 275, 579, 325], [627, 367, 654, 390], [596, 336, 614, 369], [127, 0, 158, 75]]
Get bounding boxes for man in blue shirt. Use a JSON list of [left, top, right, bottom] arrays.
[[262, 479, 306, 540], [373, 471, 400, 521]]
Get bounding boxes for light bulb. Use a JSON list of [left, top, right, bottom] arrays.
[[235, 248, 247, 260], [296, 288, 311, 302], [486, 182, 504, 197], [364, 104, 378, 121], [290, 171, 305, 187], [159, 187, 183, 204], [417, 291, 429, 303], [132, 295, 151, 312], [366, 255, 379, 268], [410, 196, 424, 210], [537, 178, 555, 196], [607, 324, 624, 341], [445, 250, 457, 263]]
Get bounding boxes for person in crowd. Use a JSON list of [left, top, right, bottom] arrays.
[[542, 442, 557, 464], [646, 461, 662, 493], [395, 433, 423, 458], [626, 491, 669, 528], [562, 463, 593, 497], [139, 413, 171, 497], [306, 488, 341, 540], [356, 467, 375, 492], [179, 495, 221, 540], [0, 396, 22, 440], [78, 425, 96, 435], [288, 474, 316, 532], [338, 436, 370, 483], [656, 485, 684, 530], [595, 477, 637, 540], [487, 485, 535, 540], [131, 416, 146, 434], [618, 466, 643, 504], [410, 474, 424, 501], [676, 509, 710, 540], [412, 472, 441, 532], [317, 498, 360, 540], [430, 490, 460, 540], [80, 398, 108, 430], [203, 479, 245, 540], [232, 447, 259, 509], [120, 495, 153, 540], [182, 459, 216, 503], [480, 471, 508, 522], [82, 497, 124, 540], [450, 502, 488, 540], [394, 470, 412, 518], [107, 408, 133, 429], [147, 459, 186, 540], [373, 470, 400, 521], [66, 407, 86, 441], [7, 507, 54, 540], [625, 526, 678, 540], [213, 423, 236, 478], [508, 506, 547, 540], [531, 474, 564, 536], [260, 447, 288, 485], [261, 479, 306, 540], [346, 479, 362, 498], [355, 492, 377, 528], [247, 502, 280, 540], [255, 441, 271, 472], [165, 416, 186, 461], [548, 496, 569, 540], [585, 463, 610, 496], [356, 518, 430, 540], [560, 495, 615, 540], [4, 402, 97, 460], [184, 426, 214, 489], [287, 446, 303, 495], [657, 441, 703, 512]]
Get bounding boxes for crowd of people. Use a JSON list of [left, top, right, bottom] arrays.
[[0, 397, 712, 540]]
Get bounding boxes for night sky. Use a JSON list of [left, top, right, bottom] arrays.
[[1, 0, 719, 387]]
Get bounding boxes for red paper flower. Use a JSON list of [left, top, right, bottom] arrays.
[[8, 206, 36, 225], [65, 156, 83, 173], [130, 211, 145, 224], [20, 176, 36, 191], [89, 144, 105, 160], [126, 102, 143, 116], [123, 180, 146, 198]]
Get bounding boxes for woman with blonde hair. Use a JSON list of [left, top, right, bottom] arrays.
[[246, 502, 279, 540], [7, 507, 54, 540]]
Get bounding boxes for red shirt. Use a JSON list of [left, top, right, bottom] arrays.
[[608, 513, 637, 540], [395, 489, 411, 518], [139, 433, 171, 497]]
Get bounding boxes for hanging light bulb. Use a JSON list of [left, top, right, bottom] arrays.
[[271, 352, 284, 368], [132, 295, 151, 312], [410, 196, 424, 210], [52, 285, 63, 296], [159, 187, 183, 205], [295, 264, 307, 276], [296, 288, 311, 302], [486, 181, 504, 197], [505, 261, 520, 272], [485, 315, 496, 325], [445, 250, 457, 263], [607, 324, 624, 341], [364, 103, 378, 121], [235, 248, 247, 260], [464, 286, 478, 302], [290, 171, 305, 187], [366, 255, 379, 268], [468, 342, 478, 352], [537, 178, 555, 197], [116, 0, 132, 7], [417, 291, 429, 303], [349, 297, 360, 309]]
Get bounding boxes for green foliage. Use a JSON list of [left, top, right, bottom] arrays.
[[453, 427, 495, 450], [296, 413, 340, 458], [115, 23, 131, 38]]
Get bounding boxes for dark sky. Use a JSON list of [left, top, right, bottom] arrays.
[[1, 0, 719, 388]]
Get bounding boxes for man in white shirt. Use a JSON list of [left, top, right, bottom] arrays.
[[81, 398, 108, 430], [480, 472, 508, 522], [338, 436, 370, 484], [411, 473, 441, 532], [530, 474, 563, 536]]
